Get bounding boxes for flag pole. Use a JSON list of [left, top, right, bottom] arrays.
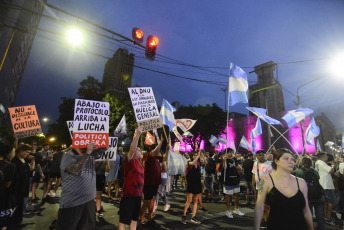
[[266, 128, 290, 153]]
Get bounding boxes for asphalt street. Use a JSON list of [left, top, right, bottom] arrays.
[[7, 182, 342, 230]]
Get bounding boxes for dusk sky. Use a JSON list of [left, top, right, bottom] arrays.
[[14, 0, 344, 133]]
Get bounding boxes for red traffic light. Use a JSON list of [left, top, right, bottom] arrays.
[[145, 35, 159, 61], [132, 27, 144, 43]]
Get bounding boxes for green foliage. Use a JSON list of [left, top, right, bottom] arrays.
[[77, 75, 105, 101], [0, 125, 15, 144], [102, 93, 136, 137], [174, 103, 226, 151]]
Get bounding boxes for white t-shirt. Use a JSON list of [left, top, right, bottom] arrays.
[[252, 160, 273, 189], [315, 160, 334, 190], [339, 162, 344, 175]]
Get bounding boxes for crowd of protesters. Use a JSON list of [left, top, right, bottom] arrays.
[[1, 131, 344, 230]]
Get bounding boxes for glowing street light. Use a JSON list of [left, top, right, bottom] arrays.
[[50, 137, 56, 142], [328, 52, 344, 79], [66, 27, 84, 46], [42, 117, 49, 122]]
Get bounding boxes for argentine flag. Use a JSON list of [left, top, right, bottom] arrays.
[[228, 63, 248, 106], [160, 99, 176, 130], [246, 107, 283, 126], [218, 136, 227, 144], [342, 133, 344, 148], [251, 118, 262, 138], [239, 135, 250, 150], [209, 135, 219, 146], [316, 139, 322, 151], [305, 117, 320, 145], [231, 138, 236, 154], [282, 108, 313, 128]]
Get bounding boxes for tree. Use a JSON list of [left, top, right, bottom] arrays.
[[102, 93, 137, 138], [77, 75, 105, 101], [174, 103, 227, 152]]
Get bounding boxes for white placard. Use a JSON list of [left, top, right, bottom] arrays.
[[96, 137, 118, 161]]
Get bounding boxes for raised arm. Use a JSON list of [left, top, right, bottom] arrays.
[[65, 143, 95, 176], [189, 150, 201, 166], [127, 127, 143, 161], [151, 134, 164, 157], [163, 144, 170, 162]]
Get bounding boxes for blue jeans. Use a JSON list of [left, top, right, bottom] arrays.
[[309, 197, 325, 230], [156, 178, 168, 205]]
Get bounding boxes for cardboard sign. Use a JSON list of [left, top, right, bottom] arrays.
[[66, 121, 73, 139], [96, 137, 118, 161], [128, 87, 163, 132], [72, 99, 109, 148], [8, 105, 42, 139]]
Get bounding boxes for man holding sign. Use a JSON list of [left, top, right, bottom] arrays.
[[57, 143, 103, 230]]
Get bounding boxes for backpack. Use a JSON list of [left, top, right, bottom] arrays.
[[302, 168, 323, 200], [205, 158, 216, 175]]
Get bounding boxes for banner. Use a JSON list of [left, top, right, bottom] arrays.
[[175, 119, 197, 132], [128, 87, 163, 132], [8, 105, 42, 139], [67, 121, 73, 139], [95, 137, 118, 161], [72, 99, 109, 148], [172, 126, 183, 142]]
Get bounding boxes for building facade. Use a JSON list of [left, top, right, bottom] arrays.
[[249, 61, 285, 115], [102, 48, 135, 94], [0, 0, 46, 125]]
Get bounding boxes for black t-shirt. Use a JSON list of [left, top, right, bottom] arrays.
[[49, 151, 65, 174], [11, 157, 30, 197], [242, 159, 254, 181]]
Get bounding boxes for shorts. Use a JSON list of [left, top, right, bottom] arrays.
[[96, 175, 106, 192], [223, 185, 240, 195], [33, 171, 49, 183], [143, 185, 158, 201], [57, 199, 95, 230], [204, 176, 214, 191], [118, 197, 141, 225], [324, 189, 335, 205], [49, 172, 61, 179], [245, 180, 252, 191]]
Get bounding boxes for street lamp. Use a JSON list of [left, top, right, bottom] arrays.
[[49, 137, 55, 142], [42, 117, 49, 122]]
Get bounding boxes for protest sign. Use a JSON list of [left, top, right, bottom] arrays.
[[66, 121, 73, 139], [128, 87, 163, 132], [8, 105, 42, 139], [96, 137, 118, 161], [72, 99, 109, 148]]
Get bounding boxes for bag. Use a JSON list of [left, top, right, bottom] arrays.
[[205, 158, 216, 175], [302, 169, 323, 200]]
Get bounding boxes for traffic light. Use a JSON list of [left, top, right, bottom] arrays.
[[145, 35, 159, 61], [132, 27, 144, 43]]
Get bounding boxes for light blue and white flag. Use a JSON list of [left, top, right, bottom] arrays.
[[282, 108, 313, 128], [306, 118, 320, 145], [342, 133, 344, 148], [209, 135, 219, 146], [231, 138, 236, 154], [239, 135, 250, 150], [218, 136, 227, 144], [228, 63, 248, 106], [251, 137, 256, 154], [160, 99, 176, 130], [114, 114, 127, 137], [251, 118, 262, 138], [246, 107, 283, 126], [316, 139, 322, 151]]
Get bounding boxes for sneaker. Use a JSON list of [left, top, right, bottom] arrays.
[[226, 211, 234, 219], [47, 192, 53, 196], [325, 218, 336, 226], [191, 216, 201, 224], [49, 219, 57, 230], [233, 209, 245, 216], [96, 211, 103, 218], [164, 203, 171, 212], [23, 210, 31, 215], [199, 207, 208, 213], [181, 215, 187, 224]]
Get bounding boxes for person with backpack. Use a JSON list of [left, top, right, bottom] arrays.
[[204, 152, 216, 202], [296, 157, 325, 230]]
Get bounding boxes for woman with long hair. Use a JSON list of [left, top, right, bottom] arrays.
[[254, 148, 313, 230]]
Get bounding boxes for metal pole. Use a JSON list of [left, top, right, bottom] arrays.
[[0, 29, 17, 71]]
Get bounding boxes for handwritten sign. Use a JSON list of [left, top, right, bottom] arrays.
[[72, 99, 109, 148], [95, 137, 118, 161], [66, 121, 73, 139], [8, 105, 42, 139], [128, 87, 163, 132]]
